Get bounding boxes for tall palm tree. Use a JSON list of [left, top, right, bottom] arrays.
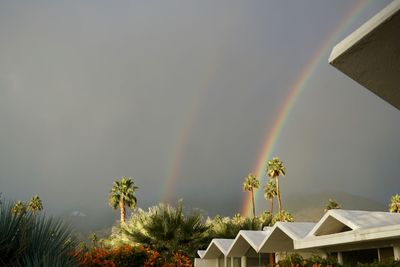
[[389, 194, 400, 213], [243, 173, 260, 221], [264, 180, 277, 214], [12, 200, 26, 216], [108, 176, 139, 223], [28, 195, 44, 214], [267, 157, 285, 215], [324, 198, 341, 212]]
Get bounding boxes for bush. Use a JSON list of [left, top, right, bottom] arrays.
[[278, 253, 342, 267], [103, 201, 208, 260], [74, 245, 149, 267], [74, 245, 192, 267]]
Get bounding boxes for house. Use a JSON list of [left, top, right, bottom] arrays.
[[258, 222, 320, 261], [195, 210, 400, 266], [227, 230, 272, 267], [195, 239, 234, 267], [294, 209, 400, 265]]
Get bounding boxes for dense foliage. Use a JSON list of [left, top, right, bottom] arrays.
[[278, 254, 341, 267], [0, 200, 77, 266], [74, 245, 192, 267], [103, 201, 208, 260], [389, 194, 400, 213], [206, 211, 272, 239], [271, 210, 294, 225]]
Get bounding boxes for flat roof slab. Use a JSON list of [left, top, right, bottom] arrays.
[[329, 0, 400, 110]]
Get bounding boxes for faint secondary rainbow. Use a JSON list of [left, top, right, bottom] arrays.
[[242, 0, 372, 217], [162, 91, 201, 203], [162, 7, 247, 203]]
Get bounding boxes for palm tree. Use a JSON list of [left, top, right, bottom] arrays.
[[324, 198, 341, 212], [243, 173, 260, 221], [264, 180, 277, 214], [267, 157, 285, 215], [109, 176, 139, 223], [12, 200, 26, 216], [389, 194, 400, 213], [27, 195, 43, 214]]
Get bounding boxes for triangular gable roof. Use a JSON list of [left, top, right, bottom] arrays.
[[197, 250, 206, 258], [307, 210, 400, 237], [258, 222, 316, 253], [201, 238, 234, 259], [227, 229, 272, 257], [277, 222, 316, 240]]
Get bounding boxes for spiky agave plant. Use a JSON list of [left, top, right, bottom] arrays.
[[0, 201, 29, 265], [0, 200, 78, 266]]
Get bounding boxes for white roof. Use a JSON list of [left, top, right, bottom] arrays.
[[307, 209, 400, 237], [201, 238, 234, 259], [258, 222, 315, 253], [227, 229, 272, 256], [295, 223, 400, 250], [275, 222, 316, 240], [197, 250, 206, 258]]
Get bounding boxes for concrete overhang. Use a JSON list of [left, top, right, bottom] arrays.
[[329, 0, 400, 110]]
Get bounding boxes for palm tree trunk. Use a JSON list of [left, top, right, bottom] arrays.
[[120, 200, 126, 223], [276, 177, 282, 218], [251, 189, 256, 222], [270, 198, 274, 214]]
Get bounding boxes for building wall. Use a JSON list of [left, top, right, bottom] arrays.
[[194, 258, 218, 267]]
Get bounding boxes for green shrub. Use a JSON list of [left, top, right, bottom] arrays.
[[103, 200, 209, 260], [278, 253, 342, 267]]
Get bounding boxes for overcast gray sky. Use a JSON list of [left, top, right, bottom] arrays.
[[0, 0, 398, 230]]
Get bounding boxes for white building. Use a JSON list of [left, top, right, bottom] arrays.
[[195, 210, 400, 267]]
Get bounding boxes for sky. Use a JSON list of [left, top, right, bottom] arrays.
[[0, 0, 399, 231]]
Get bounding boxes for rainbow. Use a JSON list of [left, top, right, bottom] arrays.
[[162, 97, 199, 203], [162, 45, 227, 203], [162, 8, 246, 203], [241, 0, 372, 217]]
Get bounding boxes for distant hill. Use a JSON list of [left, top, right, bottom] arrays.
[[283, 192, 387, 222]]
